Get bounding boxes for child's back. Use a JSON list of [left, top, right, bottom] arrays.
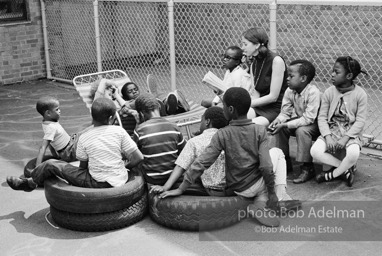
[[133, 94, 186, 185], [77, 125, 138, 187]]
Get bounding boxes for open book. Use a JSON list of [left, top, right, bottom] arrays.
[[202, 71, 228, 95]]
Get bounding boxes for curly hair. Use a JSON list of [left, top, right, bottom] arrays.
[[36, 96, 59, 116], [223, 87, 251, 116], [91, 97, 116, 124], [134, 93, 160, 113], [204, 106, 228, 129], [121, 82, 140, 100], [289, 59, 316, 84]]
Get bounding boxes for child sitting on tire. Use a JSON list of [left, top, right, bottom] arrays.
[[7, 98, 144, 191], [157, 87, 283, 227]]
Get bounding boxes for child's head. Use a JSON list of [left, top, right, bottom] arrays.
[[135, 93, 160, 119], [287, 59, 316, 92], [200, 106, 228, 132], [222, 87, 251, 120], [91, 98, 116, 125], [121, 82, 140, 101], [332, 56, 367, 88], [242, 27, 269, 59], [222, 46, 243, 71], [36, 96, 60, 121]]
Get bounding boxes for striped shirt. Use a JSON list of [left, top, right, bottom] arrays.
[[76, 125, 138, 187], [133, 117, 186, 185], [42, 121, 70, 151]]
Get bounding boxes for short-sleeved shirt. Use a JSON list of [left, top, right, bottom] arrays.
[[175, 128, 225, 190], [76, 125, 138, 187], [42, 121, 70, 151], [133, 117, 186, 185]]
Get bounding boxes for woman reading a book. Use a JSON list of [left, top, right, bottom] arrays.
[[241, 27, 288, 126]]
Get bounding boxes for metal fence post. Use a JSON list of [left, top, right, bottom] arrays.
[[40, 0, 51, 79], [269, 0, 277, 52], [93, 0, 102, 72], [168, 0, 176, 91]]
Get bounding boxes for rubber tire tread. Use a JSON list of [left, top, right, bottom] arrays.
[[148, 193, 251, 231], [50, 193, 148, 232], [44, 171, 145, 214]]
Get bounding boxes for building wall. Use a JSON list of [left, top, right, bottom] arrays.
[[0, 0, 45, 85]]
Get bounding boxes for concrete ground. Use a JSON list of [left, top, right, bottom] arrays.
[[1, 80, 382, 256]]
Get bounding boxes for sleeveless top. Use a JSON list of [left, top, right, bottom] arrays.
[[250, 50, 288, 122]]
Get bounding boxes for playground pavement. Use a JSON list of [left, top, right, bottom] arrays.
[[0, 80, 382, 256]]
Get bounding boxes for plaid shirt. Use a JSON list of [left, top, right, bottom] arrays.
[[175, 128, 225, 190]]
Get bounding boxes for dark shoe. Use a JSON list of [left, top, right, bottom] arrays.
[[247, 204, 280, 227], [6, 176, 36, 192], [344, 167, 355, 187], [285, 156, 294, 174], [293, 166, 314, 184], [277, 200, 302, 212], [165, 92, 178, 115]]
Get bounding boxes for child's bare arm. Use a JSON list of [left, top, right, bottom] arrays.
[[48, 144, 59, 158], [150, 165, 186, 195], [36, 139, 51, 166], [125, 149, 143, 169]]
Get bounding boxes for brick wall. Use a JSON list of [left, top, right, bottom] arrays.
[[0, 0, 46, 86]]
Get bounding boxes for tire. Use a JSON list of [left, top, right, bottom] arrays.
[[50, 194, 148, 232], [44, 171, 145, 214], [148, 192, 251, 231]]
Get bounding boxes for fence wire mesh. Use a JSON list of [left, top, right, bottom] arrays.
[[43, 0, 382, 139]]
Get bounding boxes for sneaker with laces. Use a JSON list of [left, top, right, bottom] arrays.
[[6, 176, 37, 192]]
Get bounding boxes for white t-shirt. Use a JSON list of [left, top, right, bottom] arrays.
[[76, 125, 138, 187], [42, 121, 70, 151], [213, 66, 251, 103]]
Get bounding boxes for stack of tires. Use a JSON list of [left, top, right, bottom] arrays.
[[44, 171, 148, 232]]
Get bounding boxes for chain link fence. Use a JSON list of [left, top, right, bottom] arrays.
[[42, 0, 382, 140]]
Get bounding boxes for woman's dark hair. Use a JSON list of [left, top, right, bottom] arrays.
[[121, 82, 139, 100], [243, 27, 269, 59], [223, 87, 251, 116], [335, 56, 368, 82], [204, 106, 228, 129]]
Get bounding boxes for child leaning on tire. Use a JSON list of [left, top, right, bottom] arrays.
[[7, 98, 144, 191], [157, 87, 283, 227]]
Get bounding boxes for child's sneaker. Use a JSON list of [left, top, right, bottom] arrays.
[[146, 74, 159, 98], [174, 90, 190, 112], [165, 92, 179, 115], [6, 176, 37, 192]]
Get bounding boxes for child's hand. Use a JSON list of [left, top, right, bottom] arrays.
[[158, 188, 183, 199], [129, 110, 140, 123], [325, 135, 337, 154], [149, 185, 165, 194], [266, 193, 279, 210], [335, 136, 350, 151]]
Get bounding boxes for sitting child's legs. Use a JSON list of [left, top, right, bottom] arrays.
[[269, 147, 291, 201], [252, 116, 270, 127], [311, 139, 342, 167]]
